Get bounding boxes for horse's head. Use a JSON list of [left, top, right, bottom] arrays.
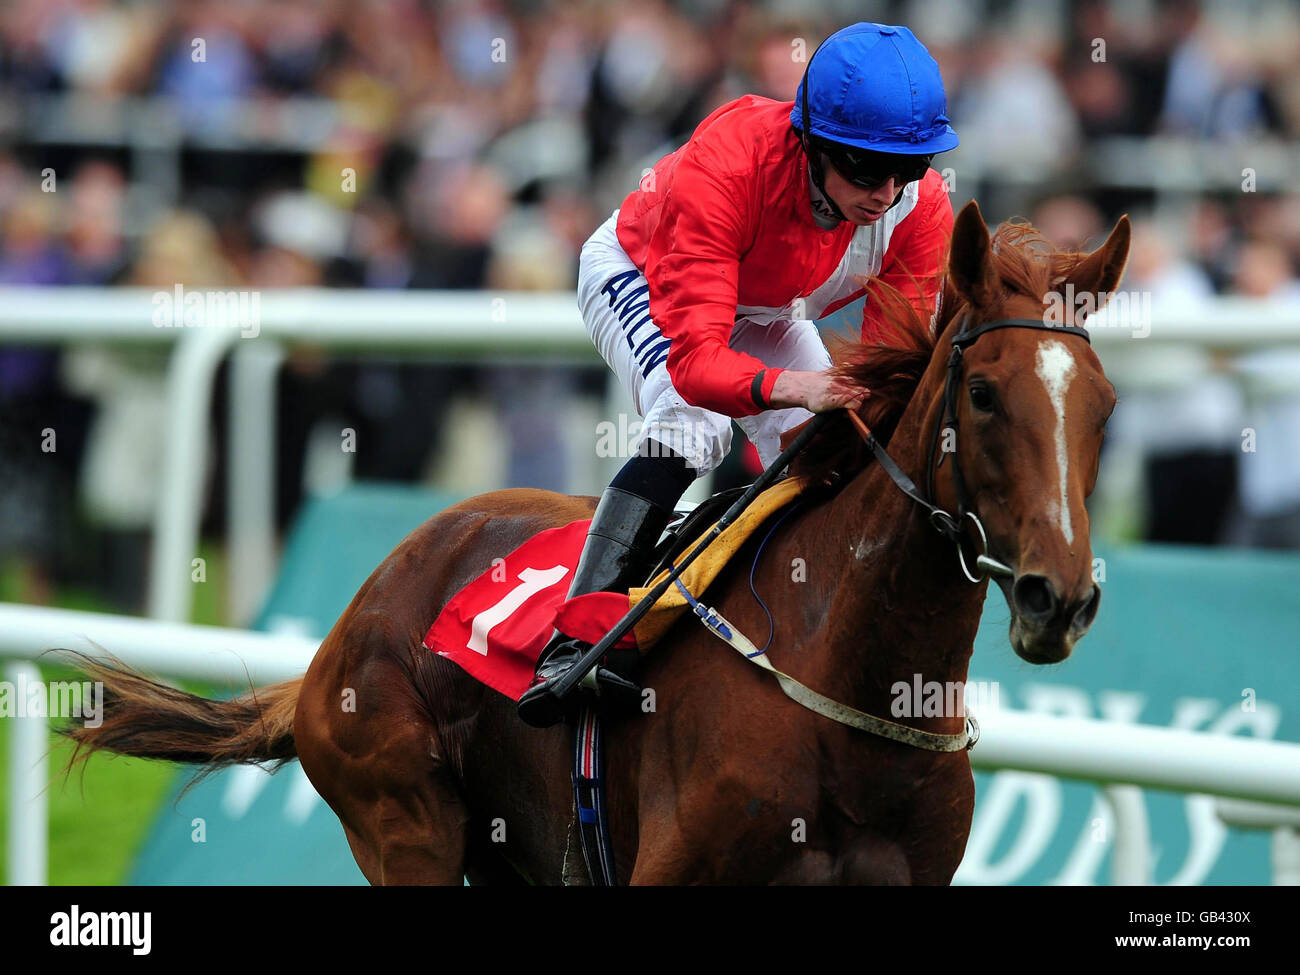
[[934, 200, 1127, 664]]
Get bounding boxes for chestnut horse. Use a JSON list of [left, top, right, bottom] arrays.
[[65, 201, 1128, 884]]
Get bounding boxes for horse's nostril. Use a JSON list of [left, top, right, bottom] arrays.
[[1072, 584, 1102, 631], [1013, 574, 1057, 621]]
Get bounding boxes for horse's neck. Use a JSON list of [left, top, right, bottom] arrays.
[[788, 357, 988, 732]]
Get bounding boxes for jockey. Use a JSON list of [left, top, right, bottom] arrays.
[[518, 22, 959, 727]]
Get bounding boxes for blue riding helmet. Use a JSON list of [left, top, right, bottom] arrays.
[[790, 23, 959, 156]]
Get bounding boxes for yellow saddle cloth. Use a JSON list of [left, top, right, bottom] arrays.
[[628, 475, 810, 649]]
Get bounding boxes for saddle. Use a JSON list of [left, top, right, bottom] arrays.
[[423, 475, 807, 701], [643, 485, 749, 585], [626, 475, 809, 649]]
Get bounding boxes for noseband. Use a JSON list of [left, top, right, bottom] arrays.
[[848, 315, 1092, 583]]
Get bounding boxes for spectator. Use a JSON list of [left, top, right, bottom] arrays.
[[1227, 241, 1300, 548], [3, 0, 1300, 621], [1101, 218, 1241, 544]]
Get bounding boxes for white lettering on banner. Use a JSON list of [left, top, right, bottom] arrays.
[[1163, 697, 1281, 886], [1049, 689, 1148, 884], [1052, 792, 1115, 884], [958, 772, 1062, 884], [954, 684, 1285, 885], [467, 565, 569, 656]]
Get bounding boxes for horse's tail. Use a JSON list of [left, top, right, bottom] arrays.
[[58, 650, 300, 784]]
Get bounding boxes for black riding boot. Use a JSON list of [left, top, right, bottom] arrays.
[[517, 485, 677, 728]]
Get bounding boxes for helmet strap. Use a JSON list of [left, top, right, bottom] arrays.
[[797, 35, 914, 225], [797, 38, 847, 224], [807, 163, 844, 227]]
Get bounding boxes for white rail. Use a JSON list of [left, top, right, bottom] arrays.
[[0, 603, 317, 685], [1215, 799, 1300, 886], [3, 602, 1299, 885], [0, 287, 1296, 626], [969, 709, 1300, 806], [0, 287, 607, 625], [0, 286, 1295, 345], [0, 604, 317, 886]]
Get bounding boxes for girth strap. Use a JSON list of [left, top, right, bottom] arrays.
[[571, 707, 618, 885]]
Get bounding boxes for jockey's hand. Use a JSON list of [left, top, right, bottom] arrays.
[[769, 369, 868, 413]]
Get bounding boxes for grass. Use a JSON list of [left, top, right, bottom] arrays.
[[10, 727, 180, 885], [2, 546, 229, 885]]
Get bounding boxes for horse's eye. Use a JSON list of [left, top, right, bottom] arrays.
[[970, 382, 995, 413]]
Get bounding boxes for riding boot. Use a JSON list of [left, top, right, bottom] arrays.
[[517, 485, 677, 728]]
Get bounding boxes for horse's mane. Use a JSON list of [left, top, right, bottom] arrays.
[[789, 219, 1087, 487]]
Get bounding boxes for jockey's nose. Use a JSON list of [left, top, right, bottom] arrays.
[[867, 179, 898, 205]]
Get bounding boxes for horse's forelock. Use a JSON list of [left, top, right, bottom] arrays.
[[986, 220, 1090, 309]]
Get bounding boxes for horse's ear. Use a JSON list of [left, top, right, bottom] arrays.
[[948, 200, 999, 311], [1059, 214, 1132, 310]]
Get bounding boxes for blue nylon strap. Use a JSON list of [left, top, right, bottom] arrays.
[[666, 499, 806, 657], [747, 500, 806, 656], [671, 574, 733, 640]]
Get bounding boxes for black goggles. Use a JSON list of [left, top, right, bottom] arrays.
[[816, 140, 932, 188]]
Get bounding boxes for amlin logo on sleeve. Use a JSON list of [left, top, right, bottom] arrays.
[[49, 906, 151, 955]]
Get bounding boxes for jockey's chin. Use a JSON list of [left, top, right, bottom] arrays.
[[848, 205, 888, 226], [823, 169, 906, 226]]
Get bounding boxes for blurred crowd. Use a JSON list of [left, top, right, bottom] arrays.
[[2, 0, 1300, 614]]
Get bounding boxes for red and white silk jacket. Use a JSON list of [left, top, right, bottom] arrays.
[[615, 94, 953, 417]]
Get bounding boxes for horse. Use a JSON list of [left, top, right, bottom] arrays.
[[63, 200, 1128, 884]]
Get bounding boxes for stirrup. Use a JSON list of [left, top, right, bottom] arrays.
[[587, 664, 642, 713], [516, 484, 673, 728], [518, 639, 642, 728], [518, 637, 591, 727]]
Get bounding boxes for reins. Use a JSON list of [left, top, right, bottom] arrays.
[[683, 315, 1093, 753], [850, 315, 1092, 583]]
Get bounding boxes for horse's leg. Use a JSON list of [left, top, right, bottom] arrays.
[[627, 832, 694, 884], [463, 830, 531, 886], [296, 620, 470, 886], [296, 492, 606, 885], [623, 772, 707, 885], [339, 823, 380, 883]]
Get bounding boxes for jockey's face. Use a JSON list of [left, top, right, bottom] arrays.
[[821, 164, 904, 226]]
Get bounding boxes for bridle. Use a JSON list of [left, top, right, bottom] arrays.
[[848, 314, 1092, 584], [657, 313, 1095, 754]]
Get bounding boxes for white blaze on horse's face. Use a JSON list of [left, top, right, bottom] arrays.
[[943, 199, 1130, 665], [951, 323, 1111, 667], [1034, 340, 1077, 547]]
